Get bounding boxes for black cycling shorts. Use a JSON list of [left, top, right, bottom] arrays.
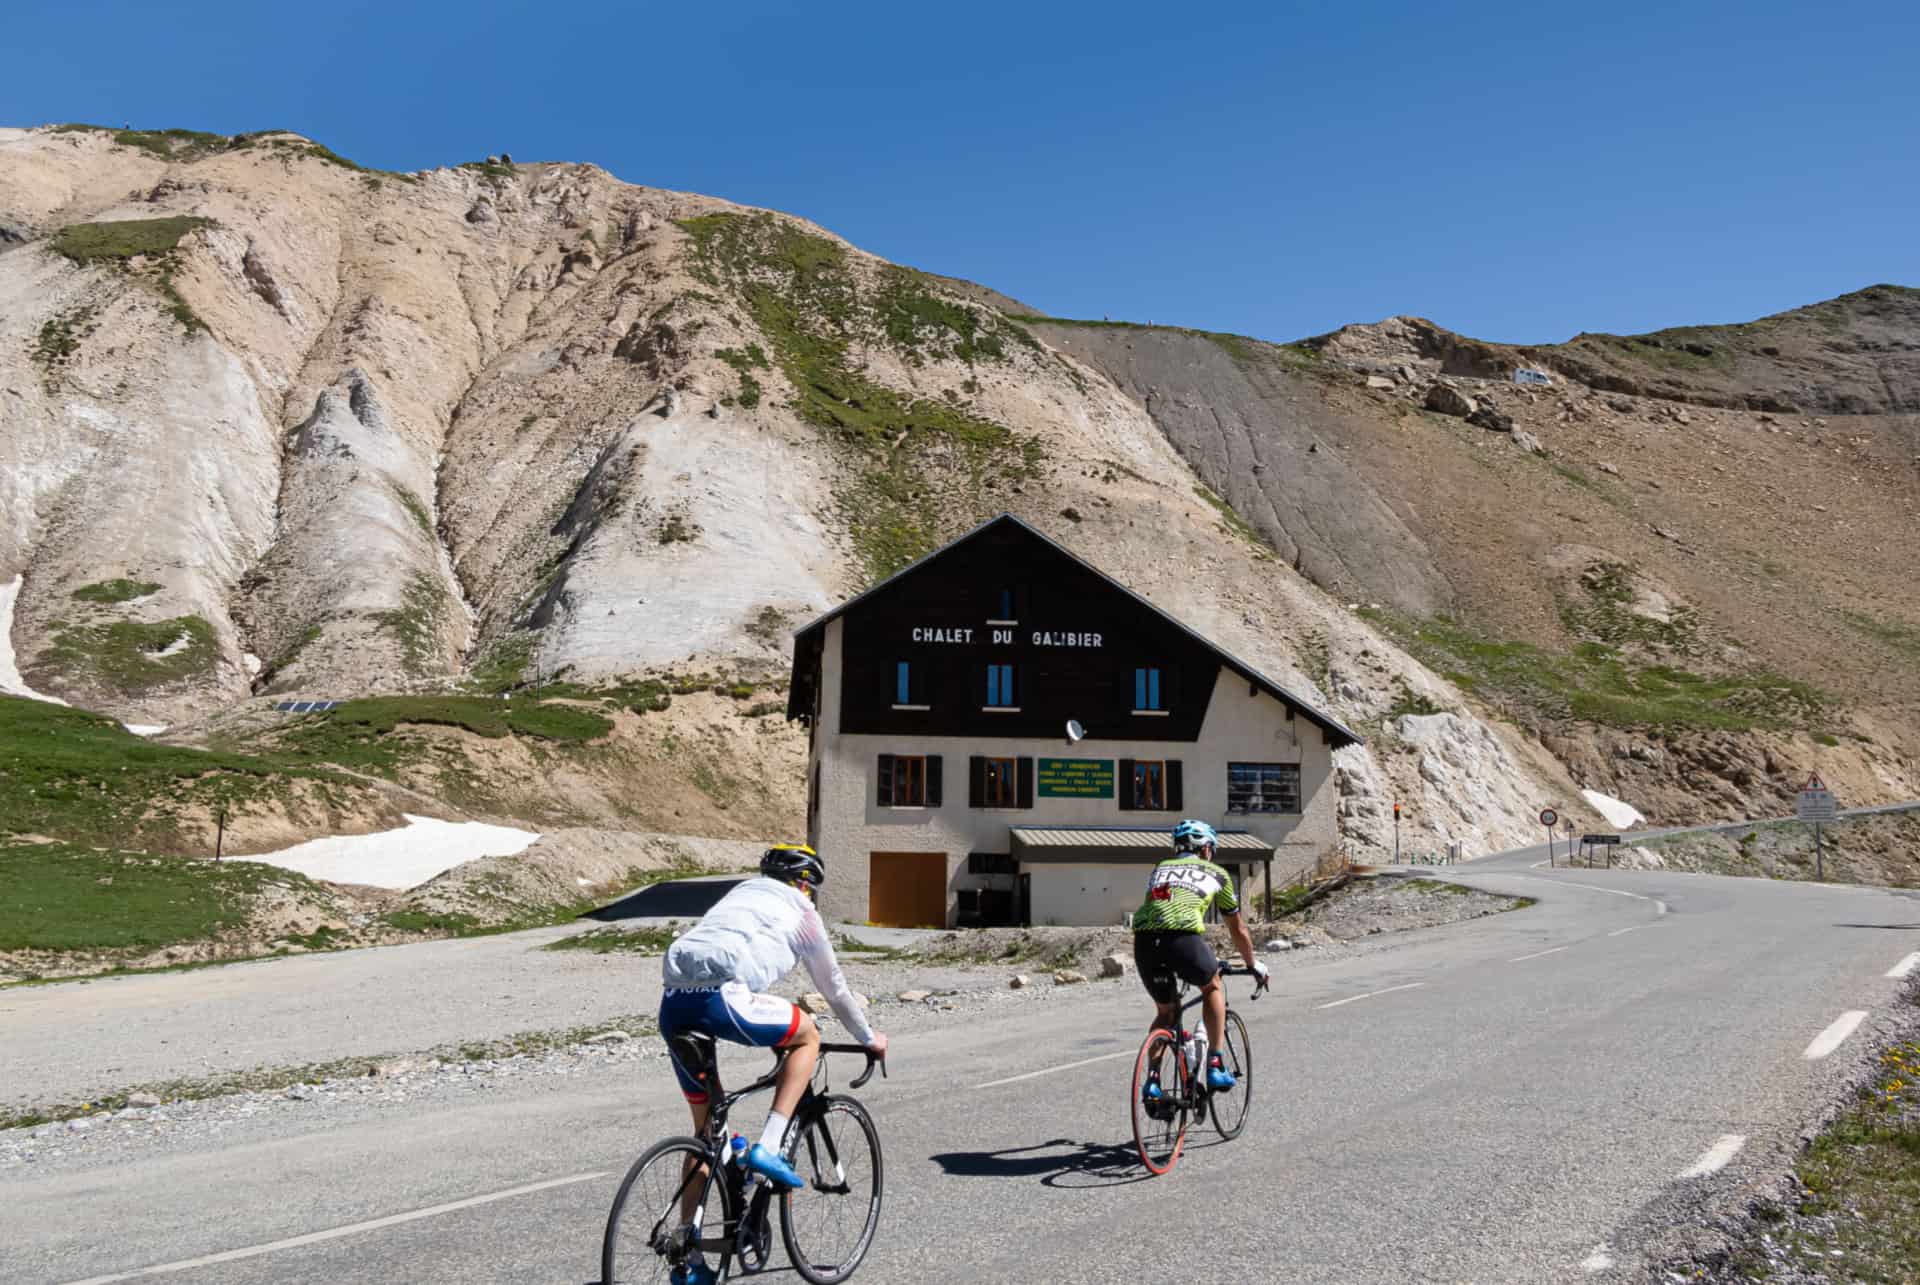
[[1133, 931, 1221, 1005]]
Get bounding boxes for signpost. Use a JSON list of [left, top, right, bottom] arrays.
[[1540, 807, 1559, 866], [1036, 758, 1115, 799], [1797, 772, 1839, 880], [1582, 833, 1621, 868], [1394, 801, 1402, 864]]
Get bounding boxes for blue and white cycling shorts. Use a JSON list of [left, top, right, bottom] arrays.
[[659, 981, 802, 1103]]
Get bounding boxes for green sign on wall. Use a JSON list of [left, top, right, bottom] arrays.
[[1037, 758, 1115, 799]]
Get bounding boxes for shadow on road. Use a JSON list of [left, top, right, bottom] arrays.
[[1834, 922, 1920, 930], [930, 1136, 1228, 1189], [587, 878, 746, 923]]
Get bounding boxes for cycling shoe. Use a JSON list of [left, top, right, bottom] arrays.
[[744, 1141, 805, 1190]]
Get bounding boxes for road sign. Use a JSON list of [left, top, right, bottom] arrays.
[[1797, 775, 1838, 823], [1539, 808, 1558, 828], [1582, 834, 1622, 846]]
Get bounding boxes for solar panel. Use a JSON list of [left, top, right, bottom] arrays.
[[272, 700, 339, 713]]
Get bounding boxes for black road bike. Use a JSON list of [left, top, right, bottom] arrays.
[[602, 1042, 885, 1285], [1128, 964, 1263, 1174]]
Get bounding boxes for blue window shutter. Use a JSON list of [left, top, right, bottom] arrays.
[[1134, 668, 1145, 708], [897, 662, 910, 704], [986, 667, 998, 705], [1149, 668, 1161, 709]]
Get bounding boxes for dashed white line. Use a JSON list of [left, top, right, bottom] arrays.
[[1889, 952, 1920, 980], [974, 1050, 1133, 1089], [57, 1170, 609, 1284], [1316, 982, 1425, 1010], [1509, 946, 1569, 963], [1677, 1134, 1747, 1179], [1606, 925, 1645, 938], [1804, 1010, 1869, 1060]]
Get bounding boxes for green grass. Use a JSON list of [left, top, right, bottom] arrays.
[[467, 632, 537, 693], [1193, 483, 1272, 557], [0, 843, 315, 952], [1360, 609, 1826, 733], [376, 572, 451, 677], [1732, 1039, 1920, 1281], [394, 487, 435, 541], [675, 212, 1040, 583], [42, 614, 217, 694], [1841, 610, 1920, 660], [271, 695, 613, 776], [543, 925, 678, 954], [31, 305, 97, 383], [71, 578, 162, 605], [0, 696, 355, 848], [1558, 561, 1701, 654], [1384, 679, 1447, 719], [48, 216, 214, 334]]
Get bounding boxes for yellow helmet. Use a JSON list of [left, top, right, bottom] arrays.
[[760, 843, 824, 889]]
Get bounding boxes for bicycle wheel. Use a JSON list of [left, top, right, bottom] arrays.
[[1209, 1008, 1254, 1141], [603, 1137, 735, 1285], [1130, 1027, 1190, 1175], [779, 1095, 883, 1284]]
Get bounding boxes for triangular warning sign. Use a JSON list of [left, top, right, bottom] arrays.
[[1802, 771, 1827, 792]]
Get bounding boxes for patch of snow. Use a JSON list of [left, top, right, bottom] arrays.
[[0, 575, 69, 706], [123, 724, 168, 737], [1582, 788, 1646, 830], [150, 630, 193, 659], [243, 652, 263, 676], [244, 814, 540, 889]]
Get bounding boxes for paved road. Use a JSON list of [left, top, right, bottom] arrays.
[[5, 849, 1919, 1283]]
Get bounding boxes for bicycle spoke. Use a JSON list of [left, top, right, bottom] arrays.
[[780, 1097, 882, 1284], [604, 1140, 731, 1285]]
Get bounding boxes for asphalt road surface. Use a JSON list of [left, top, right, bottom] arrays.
[[6, 847, 1918, 1284]]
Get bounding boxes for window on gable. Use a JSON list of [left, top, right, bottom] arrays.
[[985, 663, 1017, 710], [1134, 666, 1165, 713], [892, 661, 928, 709], [988, 587, 1020, 624], [1227, 762, 1301, 814]]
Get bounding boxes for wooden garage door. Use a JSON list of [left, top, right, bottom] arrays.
[[868, 852, 948, 928]]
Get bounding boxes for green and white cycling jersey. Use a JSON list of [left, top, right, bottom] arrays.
[[1130, 855, 1239, 934]]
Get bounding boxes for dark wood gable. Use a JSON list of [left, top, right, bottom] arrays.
[[831, 520, 1220, 742]]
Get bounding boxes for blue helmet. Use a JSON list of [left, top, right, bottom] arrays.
[[1171, 819, 1218, 853]]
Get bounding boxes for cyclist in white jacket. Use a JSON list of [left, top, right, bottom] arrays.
[[659, 844, 888, 1194]]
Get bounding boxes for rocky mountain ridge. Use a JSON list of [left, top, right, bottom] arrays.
[[2, 123, 1913, 865]]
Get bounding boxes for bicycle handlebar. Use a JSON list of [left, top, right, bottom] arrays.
[[1219, 964, 1271, 999], [818, 1042, 887, 1089]]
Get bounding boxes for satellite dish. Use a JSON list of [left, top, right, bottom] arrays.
[[1065, 719, 1085, 744]]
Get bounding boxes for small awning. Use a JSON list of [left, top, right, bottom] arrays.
[[1008, 826, 1274, 865]]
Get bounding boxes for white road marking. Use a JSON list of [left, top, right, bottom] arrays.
[[58, 1170, 609, 1284], [1607, 925, 1645, 938], [1581, 1244, 1616, 1273], [1889, 952, 1920, 980], [1509, 946, 1570, 962], [1677, 1134, 1746, 1179], [974, 1049, 1133, 1089], [1316, 982, 1425, 1010], [1804, 1010, 1869, 1060]]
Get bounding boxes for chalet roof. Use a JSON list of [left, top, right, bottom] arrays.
[[788, 514, 1362, 748]]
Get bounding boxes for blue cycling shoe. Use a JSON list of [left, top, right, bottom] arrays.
[[1206, 1057, 1237, 1092], [671, 1260, 718, 1285], [744, 1141, 805, 1190], [1141, 1073, 1164, 1103]]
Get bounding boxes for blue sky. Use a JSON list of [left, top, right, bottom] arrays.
[[6, 1, 1915, 343]]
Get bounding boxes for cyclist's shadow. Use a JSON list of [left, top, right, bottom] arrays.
[[929, 1136, 1228, 1189]]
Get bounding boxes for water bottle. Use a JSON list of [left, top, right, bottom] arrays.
[[729, 1134, 750, 1167], [1181, 1030, 1200, 1077]]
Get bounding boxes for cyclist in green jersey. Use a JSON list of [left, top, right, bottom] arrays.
[[1132, 819, 1268, 1096]]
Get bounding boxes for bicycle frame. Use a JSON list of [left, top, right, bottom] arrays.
[[1161, 965, 1263, 1106], [653, 1044, 882, 1269]]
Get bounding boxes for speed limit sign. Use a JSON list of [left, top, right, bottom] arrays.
[[1539, 807, 1558, 828]]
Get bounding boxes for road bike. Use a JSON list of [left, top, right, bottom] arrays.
[[1129, 963, 1263, 1175], [602, 1042, 885, 1284]]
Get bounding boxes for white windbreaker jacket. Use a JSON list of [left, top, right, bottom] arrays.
[[662, 876, 875, 1045]]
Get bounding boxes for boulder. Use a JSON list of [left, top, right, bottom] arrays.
[[1607, 396, 1636, 414], [1008, 974, 1031, 990], [1510, 430, 1546, 456], [799, 992, 831, 1014], [1053, 969, 1088, 985], [1098, 954, 1129, 978], [1424, 384, 1476, 417], [126, 1092, 162, 1109], [1598, 462, 1620, 476], [1468, 406, 1515, 432], [1365, 375, 1395, 390], [373, 1057, 423, 1078], [465, 199, 495, 225], [1396, 364, 1418, 384], [1263, 938, 1291, 952], [896, 989, 932, 1003]]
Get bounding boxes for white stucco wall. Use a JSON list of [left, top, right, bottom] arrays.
[[807, 619, 1339, 925]]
